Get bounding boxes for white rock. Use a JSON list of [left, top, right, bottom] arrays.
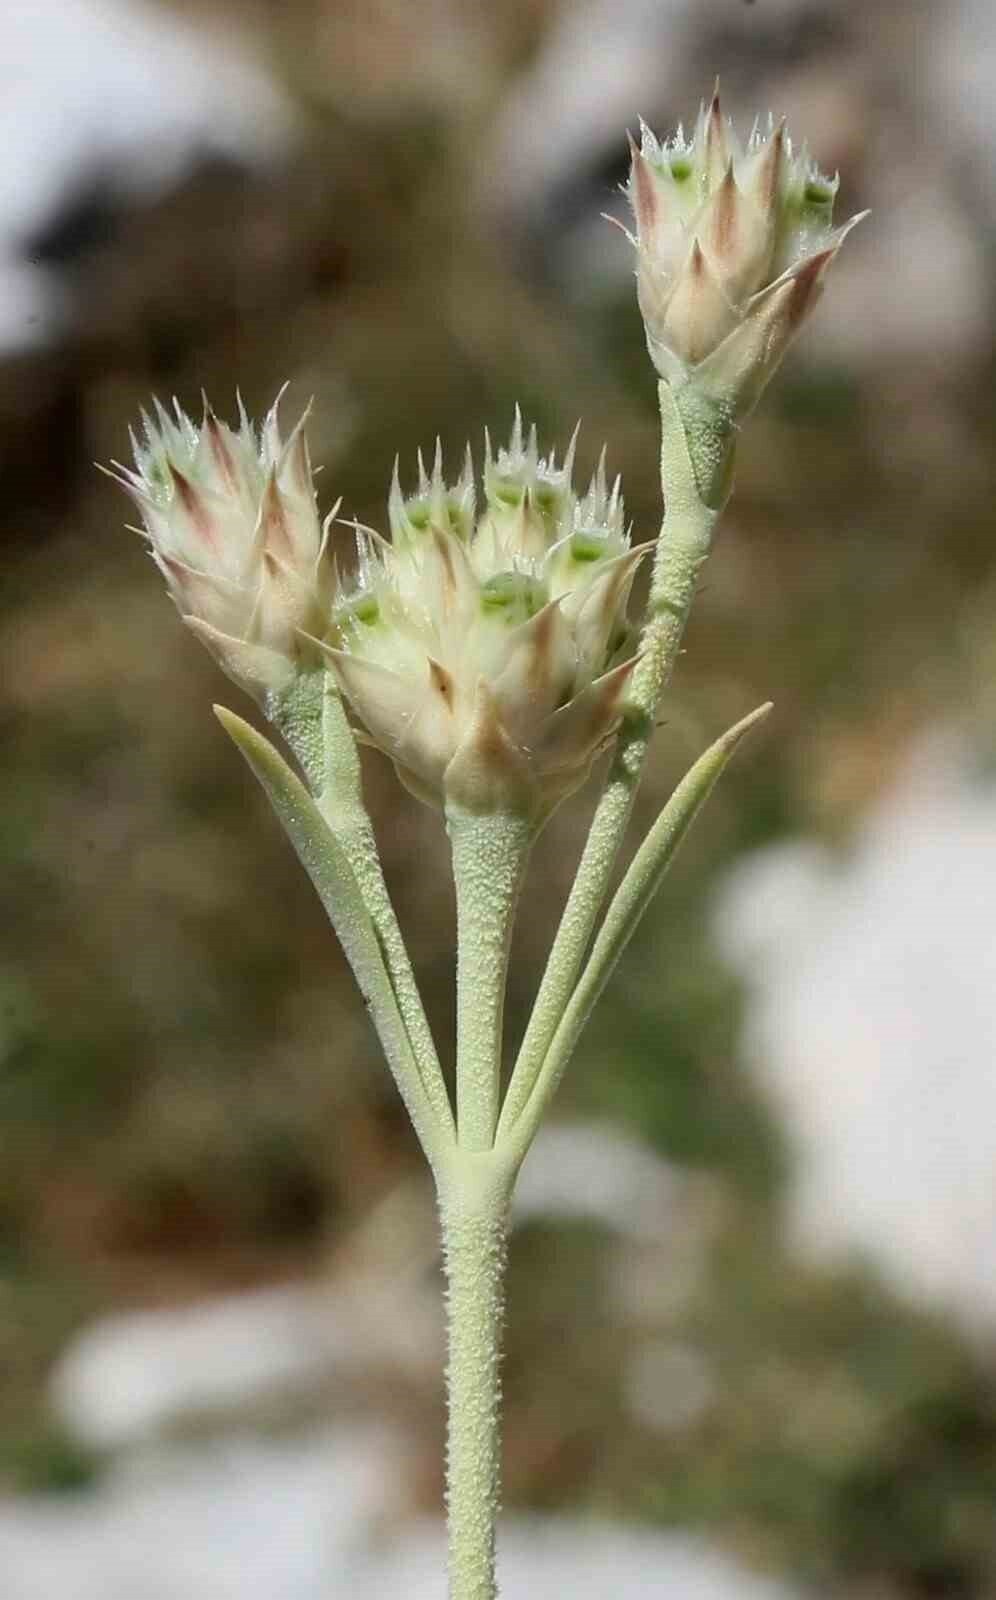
[[478, 0, 693, 222], [931, 0, 996, 221], [366, 1521, 795, 1600], [516, 1120, 682, 1240], [49, 1285, 335, 1450], [624, 1339, 716, 1434], [50, 1121, 682, 1452], [0, 1429, 386, 1600], [714, 729, 996, 1338], [0, 1429, 797, 1600], [0, 0, 294, 351]]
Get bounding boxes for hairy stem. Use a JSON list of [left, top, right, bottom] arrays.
[[448, 808, 533, 1151], [320, 680, 454, 1134], [327, 802, 454, 1133], [496, 384, 731, 1143], [272, 671, 454, 1138], [440, 1160, 513, 1600]]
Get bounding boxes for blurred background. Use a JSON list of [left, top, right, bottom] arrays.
[[3, 0, 996, 1594]]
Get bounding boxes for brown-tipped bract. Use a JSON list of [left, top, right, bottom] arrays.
[[327, 416, 644, 820], [108, 394, 336, 698], [626, 87, 864, 416]]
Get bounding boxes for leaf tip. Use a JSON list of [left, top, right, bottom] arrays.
[[723, 699, 773, 751], [213, 702, 244, 736]]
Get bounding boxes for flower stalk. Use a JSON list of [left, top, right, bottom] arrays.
[[268, 665, 453, 1132], [497, 382, 727, 1143], [316, 679, 453, 1130], [449, 808, 534, 1152]]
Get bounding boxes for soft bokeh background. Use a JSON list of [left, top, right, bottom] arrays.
[[3, 0, 996, 1594]]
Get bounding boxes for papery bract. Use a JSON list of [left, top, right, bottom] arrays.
[[625, 86, 865, 417], [108, 393, 336, 700], [324, 415, 647, 820]]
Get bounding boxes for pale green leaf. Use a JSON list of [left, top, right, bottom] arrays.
[[502, 701, 772, 1159], [214, 705, 451, 1166]]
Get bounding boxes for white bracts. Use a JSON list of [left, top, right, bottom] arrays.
[[624, 86, 865, 418]]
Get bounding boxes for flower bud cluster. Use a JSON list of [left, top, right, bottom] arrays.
[[625, 86, 863, 417], [110, 394, 335, 700], [327, 414, 647, 819]]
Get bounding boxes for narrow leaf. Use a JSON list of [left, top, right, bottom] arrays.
[[214, 705, 451, 1166], [503, 701, 772, 1158]]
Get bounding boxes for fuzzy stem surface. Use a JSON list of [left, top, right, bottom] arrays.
[[440, 1159, 513, 1600], [448, 808, 533, 1151], [496, 383, 731, 1142], [321, 797, 453, 1136], [318, 677, 453, 1132], [273, 671, 454, 1137]]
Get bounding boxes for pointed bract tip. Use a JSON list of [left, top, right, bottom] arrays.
[[624, 85, 859, 382]]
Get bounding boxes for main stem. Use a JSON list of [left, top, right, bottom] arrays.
[[441, 1162, 513, 1600]]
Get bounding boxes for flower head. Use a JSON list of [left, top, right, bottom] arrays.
[[625, 86, 864, 417], [324, 414, 646, 819], [109, 392, 335, 700]]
